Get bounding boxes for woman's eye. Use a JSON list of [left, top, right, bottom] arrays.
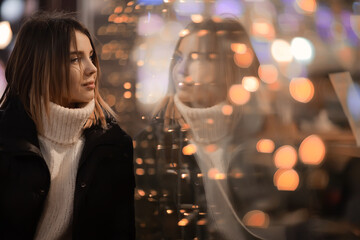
[[173, 53, 183, 63], [71, 57, 79, 63]]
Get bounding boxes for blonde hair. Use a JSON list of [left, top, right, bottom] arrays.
[[0, 12, 116, 132]]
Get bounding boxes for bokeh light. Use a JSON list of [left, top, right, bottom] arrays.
[[182, 144, 197, 155], [214, 0, 243, 17], [256, 139, 275, 153], [274, 169, 300, 191], [228, 84, 251, 105], [291, 37, 315, 63], [242, 76, 259, 92], [0, 0, 25, 22], [174, 0, 205, 17], [0, 21, 12, 49], [243, 210, 270, 228], [258, 64, 278, 84], [289, 77, 315, 103], [233, 47, 254, 68], [137, 14, 164, 36], [251, 18, 276, 41], [221, 105, 233, 116], [137, 0, 163, 5], [295, 0, 317, 14], [271, 39, 293, 63], [273, 145, 297, 169], [299, 135, 326, 165]]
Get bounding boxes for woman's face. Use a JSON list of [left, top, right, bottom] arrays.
[[172, 33, 227, 108], [63, 30, 97, 108]]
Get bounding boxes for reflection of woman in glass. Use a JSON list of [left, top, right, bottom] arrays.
[[0, 13, 135, 239], [135, 18, 274, 240]]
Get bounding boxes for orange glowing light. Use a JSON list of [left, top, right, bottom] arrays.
[[252, 20, 275, 40], [256, 139, 275, 153], [108, 14, 117, 22], [228, 84, 251, 105], [274, 169, 300, 191], [243, 210, 270, 228], [178, 218, 189, 226], [229, 168, 244, 179], [273, 145, 297, 169], [233, 48, 254, 68], [124, 82, 132, 89], [299, 135, 326, 165], [166, 209, 173, 214], [114, 6, 123, 13], [124, 91, 132, 99], [191, 14, 203, 23], [197, 219, 207, 225], [242, 76, 260, 92], [136, 168, 145, 175], [231, 43, 247, 54], [138, 189, 146, 197], [197, 29, 208, 37], [136, 158, 143, 164], [296, 0, 317, 14], [289, 77, 314, 103], [182, 144, 197, 155], [222, 105, 233, 115], [205, 144, 217, 152], [208, 168, 219, 179], [258, 65, 278, 84]]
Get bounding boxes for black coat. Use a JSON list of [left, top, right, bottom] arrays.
[[0, 98, 135, 240]]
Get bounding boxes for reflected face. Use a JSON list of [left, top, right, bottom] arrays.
[[172, 33, 226, 108], [63, 30, 97, 108]]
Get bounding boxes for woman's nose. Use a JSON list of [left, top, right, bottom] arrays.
[[84, 59, 97, 76], [177, 57, 189, 76]]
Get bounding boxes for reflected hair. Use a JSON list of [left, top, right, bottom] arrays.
[[0, 11, 116, 132]]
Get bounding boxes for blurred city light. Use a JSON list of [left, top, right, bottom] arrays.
[[290, 37, 315, 63], [243, 210, 270, 228], [289, 77, 314, 103], [0, 0, 25, 22], [214, 0, 243, 17], [273, 145, 298, 169], [256, 139, 275, 153], [274, 169, 300, 191], [242, 76, 260, 92], [299, 134, 326, 165], [271, 39, 293, 63], [228, 84, 251, 105], [258, 64, 278, 84], [0, 21, 12, 49]]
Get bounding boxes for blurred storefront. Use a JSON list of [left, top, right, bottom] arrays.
[[1, 0, 360, 239]]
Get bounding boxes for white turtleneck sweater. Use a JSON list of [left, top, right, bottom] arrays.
[[174, 94, 247, 240], [34, 100, 95, 240]]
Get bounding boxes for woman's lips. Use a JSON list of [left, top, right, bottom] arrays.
[[82, 81, 95, 90]]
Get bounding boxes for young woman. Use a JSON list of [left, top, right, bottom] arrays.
[[0, 12, 135, 239]]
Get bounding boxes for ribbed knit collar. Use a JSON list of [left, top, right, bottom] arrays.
[[40, 100, 95, 145], [174, 94, 231, 144]]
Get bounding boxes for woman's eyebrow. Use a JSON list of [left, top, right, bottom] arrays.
[[70, 50, 93, 55]]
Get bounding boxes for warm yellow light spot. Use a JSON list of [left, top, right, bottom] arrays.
[[271, 39, 293, 63], [222, 105, 233, 115], [299, 135, 326, 165], [138, 189, 146, 196], [106, 94, 116, 107], [207, 118, 214, 125], [197, 29, 208, 37], [274, 145, 297, 169], [124, 82, 132, 89], [197, 219, 207, 225], [256, 139, 275, 153], [231, 43, 247, 54], [181, 173, 188, 179], [242, 76, 260, 92], [136, 158, 143, 164], [243, 210, 270, 228], [182, 144, 197, 155], [289, 77, 314, 103], [205, 144, 217, 152], [185, 76, 193, 83], [136, 168, 145, 175], [124, 91, 132, 99], [191, 14, 203, 23], [233, 48, 254, 68], [258, 64, 278, 84], [208, 168, 219, 179], [178, 218, 189, 226], [191, 52, 199, 60], [166, 209, 173, 214], [229, 84, 251, 105], [108, 14, 117, 22], [215, 173, 226, 180], [137, 60, 144, 66], [296, 0, 317, 14], [274, 169, 300, 191], [179, 29, 190, 37]]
